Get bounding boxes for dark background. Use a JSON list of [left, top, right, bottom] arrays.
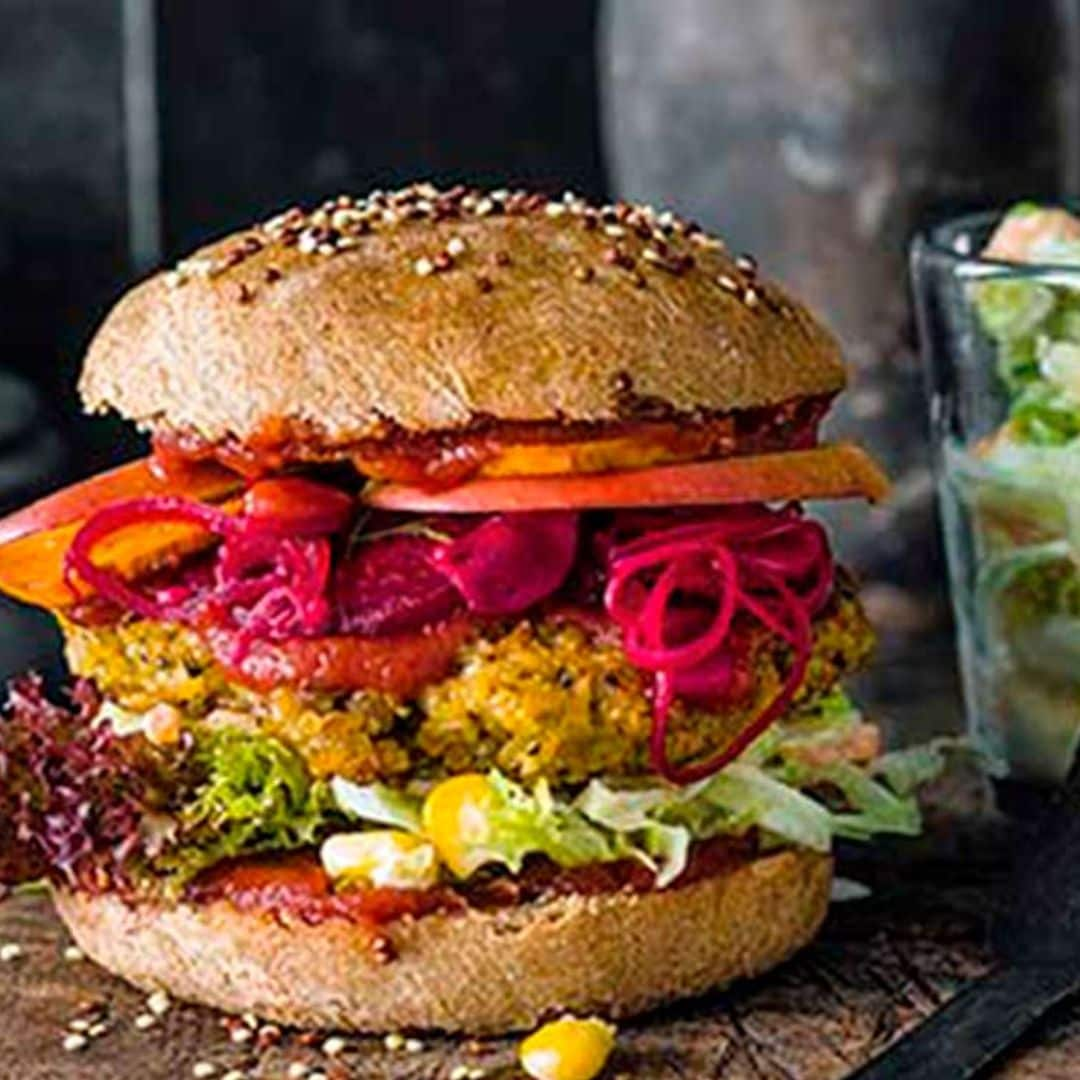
[[1, 0, 1077, 736]]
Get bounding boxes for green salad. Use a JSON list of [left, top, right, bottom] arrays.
[[951, 203, 1080, 780], [974, 202, 1080, 451]]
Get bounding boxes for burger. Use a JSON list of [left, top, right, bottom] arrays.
[[0, 184, 931, 1034]]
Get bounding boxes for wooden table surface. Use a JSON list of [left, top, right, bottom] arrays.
[[2, 780, 1078, 1079]]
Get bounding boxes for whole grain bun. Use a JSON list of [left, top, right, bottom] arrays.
[[79, 186, 845, 446], [55, 849, 831, 1034]]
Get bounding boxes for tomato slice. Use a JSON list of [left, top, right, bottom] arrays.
[[0, 458, 243, 610], [0, 457, 242, 546], [242, 477, 354, 536], [365, 444, 890, 513]]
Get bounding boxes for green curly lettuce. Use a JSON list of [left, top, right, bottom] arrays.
[[154, 730, 340, 887]]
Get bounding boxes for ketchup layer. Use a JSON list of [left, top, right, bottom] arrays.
[[188, 835, 756, 932]]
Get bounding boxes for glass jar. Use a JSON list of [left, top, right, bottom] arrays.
[[913, 210, 1080, 785]]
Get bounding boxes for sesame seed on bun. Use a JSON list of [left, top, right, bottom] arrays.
[[79, 184, 846, 448]]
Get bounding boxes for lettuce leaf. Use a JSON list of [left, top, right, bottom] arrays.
[[872, 741, 953, 796], [137, 691, 947, 893], [968, 204, 1080, 450], [326, 691, 944, 889], [483, 772, 626, 872], [330, 776, 423, 833], [973, 278, 1056, 342], [777, 759, 921, 841], [155, 730, 339, 887]]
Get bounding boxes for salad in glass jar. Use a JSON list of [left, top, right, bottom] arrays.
[[931, 204, 1080, 782]]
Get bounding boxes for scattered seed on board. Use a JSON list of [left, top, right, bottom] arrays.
[[321, 1035, 346, 1056], [257, 1023, 282, 1048], [147, 990, 171, 1016], [286, 1064, 308, 1079], [230, 1026, 253, 1044], [384, 1032, 405, 1051], [134, 1013, 157, 1031], [404, 1037, 424, 1053], [0, 942, 23, 962], [192, 1064, 217, 1079], [62, 1033, 88, 1052], [63, 946, 85, 962], [451, 1067, 485, 1080]]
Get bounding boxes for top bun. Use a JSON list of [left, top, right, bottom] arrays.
[[80, 185, 845, 445]]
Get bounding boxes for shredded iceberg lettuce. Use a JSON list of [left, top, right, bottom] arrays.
[[483, 772, 626, 872], [330, 776, 424, 833], [330, 691, 947, 888], [84, 691, 948, 895]]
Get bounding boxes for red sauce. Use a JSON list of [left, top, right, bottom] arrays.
[[202, 614, 476, 697], [188, 835, 757, 935], [188, 852, 465, 960], [190, 853, 462, 922], [152, 397, 832, 489]]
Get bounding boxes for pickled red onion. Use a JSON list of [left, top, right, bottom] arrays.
[[64, 497, 238, 620], [604, 505, 833, 784], [65, 496, 334, 644], [212, 531, 333, 640], [67, 490, 835, 786]]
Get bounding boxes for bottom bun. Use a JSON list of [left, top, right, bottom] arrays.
[[54, 849, 831, 1034]]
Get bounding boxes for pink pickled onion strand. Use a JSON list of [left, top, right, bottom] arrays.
[[64, 497, 238, 620], [65, 497, 333, 644], [621, 549, 738, 672], [649, 580, 813, 784], [603, 506, 833, 784]]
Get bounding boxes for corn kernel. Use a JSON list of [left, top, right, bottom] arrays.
[[143, 704, 182, 747], [519, 1016, 616, 1080], [421, 774, 494, 878], [320, 831, 438, 890]]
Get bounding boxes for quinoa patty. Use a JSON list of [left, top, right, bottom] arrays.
[[62, 594, 874, 786]]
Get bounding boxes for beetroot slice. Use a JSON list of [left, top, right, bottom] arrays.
[[432, 511, 579, 616], [334, 535, 461, 636]]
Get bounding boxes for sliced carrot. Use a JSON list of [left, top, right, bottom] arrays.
[[0, 458, 243, 611], [0, 517, 230, 610]]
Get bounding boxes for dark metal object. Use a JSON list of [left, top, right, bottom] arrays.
[[851, 753, 1080, 1078]]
